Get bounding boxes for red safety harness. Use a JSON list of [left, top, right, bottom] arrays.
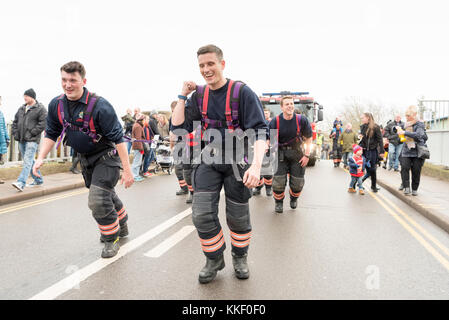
[[186, 79, 245, 147], [56, 91, 101, 149], [276, 114, 302, 147]]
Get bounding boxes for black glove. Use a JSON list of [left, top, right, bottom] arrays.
[[6, 141, 9, 148]]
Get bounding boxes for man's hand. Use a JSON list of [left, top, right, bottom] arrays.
[[120, 168, 134, 189], [299, 156, 309, 167], [265, 140, 270, 153], [32, 159, 44, 177], [242, 164, 261, 189], [181, 81, 197, 96]]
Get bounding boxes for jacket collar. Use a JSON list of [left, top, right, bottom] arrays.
[[65, 88, 89, 105]]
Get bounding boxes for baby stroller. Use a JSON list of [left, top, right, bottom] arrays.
[[154, 138, 174, 174]]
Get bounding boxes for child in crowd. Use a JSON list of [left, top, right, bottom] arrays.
[[348, 144, 370, 195]]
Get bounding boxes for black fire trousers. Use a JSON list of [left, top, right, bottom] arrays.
[[191, 163, 252, 259], [80, 152, 128, 241]]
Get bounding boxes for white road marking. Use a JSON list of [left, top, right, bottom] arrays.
[[144, 225, 196, 258], [29, 207, 192, 300]]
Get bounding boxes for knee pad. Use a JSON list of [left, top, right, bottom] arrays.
[[88, 185, 114, 220], [289, 175, 305, 192], [192, 191, 220, 233], [272, 175, 287, 192], [225, 197, 251, 232]]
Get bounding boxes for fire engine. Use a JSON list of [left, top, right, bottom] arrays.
[[259, 91, 324, 167]]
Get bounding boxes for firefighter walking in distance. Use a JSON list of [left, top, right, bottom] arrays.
[[170, 100, 194, 203], [253, 108, 273, 196], [269, 96, 313, 213], [32, 61, 134, 259], [172, 44, 267, 284]]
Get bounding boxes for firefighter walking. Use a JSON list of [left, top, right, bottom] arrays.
[[172, 44, 267, 284], [269, 96, 313, 213], [170, 101, 194, 203], [253, 108, 273, 196], [32, 61, 134, 259]]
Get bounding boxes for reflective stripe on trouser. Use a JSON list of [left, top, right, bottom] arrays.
[[85, 155, 125, 241], [273, 149, 305, 201], [192, 163, 252, 258], [175, 163, 188, 189], [256, 175, 273, 190], [263, 176, 273, 186], [183, 163, 193, 192]]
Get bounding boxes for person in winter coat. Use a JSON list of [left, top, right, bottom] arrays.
[[338, 123, 358, 169], [396, 106, 428, 196], [121, 108, 135, 154], [0, 96, 10, 184], [359, 112, 384, 193], [383, 114, 405, 171], [348, 144, 370, 195], [131, 114, 146, 181], [11, 89, 47, 191]]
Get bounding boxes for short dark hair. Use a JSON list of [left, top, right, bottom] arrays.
[[197, 44, 223, 61], [60, 61, 86, 78], [280, 96, 294, 107]]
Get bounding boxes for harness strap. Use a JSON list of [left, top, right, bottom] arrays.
[[225, 80, 234, 131], [202, 85, 210, 130]]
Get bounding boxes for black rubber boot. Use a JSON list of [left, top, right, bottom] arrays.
[[101, 237, 120, 258], [198, 254, 225, 284], [290, 196, 298, 209], [186, 191, 193, 204], [275, 201, 283, 213], [232, 252, 249, 280], [176, 187, 188, 195], [119, 223, 129, 238], [265, 187, 272, 197]]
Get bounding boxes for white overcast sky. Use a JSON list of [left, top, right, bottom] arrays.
[[1, 0, 448, 122]]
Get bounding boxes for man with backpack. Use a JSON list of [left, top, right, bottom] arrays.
[[171, 44, 267, 284], [32, 61, 134, 259], [269, 96, 313, 214], [383, 114, 405, 171], [121, 108, 134, 154]]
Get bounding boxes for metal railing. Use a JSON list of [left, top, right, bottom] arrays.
[[418, 99, 449, 130], [3, 123, 72, 167], [416, 99, 449, 167]]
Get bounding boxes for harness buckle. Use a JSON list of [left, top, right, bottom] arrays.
[[93, 134, 102, 143]]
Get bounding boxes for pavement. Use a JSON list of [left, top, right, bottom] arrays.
[[1, 162, 449, 235], [375, 166, 449, 234], [0, 171, 85, 206]]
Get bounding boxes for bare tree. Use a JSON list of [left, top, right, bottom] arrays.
[[337, 97, 402, 133]]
